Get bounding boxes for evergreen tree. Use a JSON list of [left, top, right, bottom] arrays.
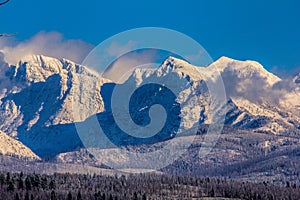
[[49, 180, 56, 190], [14, 193, 20, 200], [25, 192, 30, 200], [50, 190, 56, 200], [18, 177, 24, 190], [33, 174, 41, 189], [7, 180, 15, 192], [0, 173, 5, 187], [133, 192, 138, 200], [6, 172, 11, 183], [142, 193, 147, 200], [25, 177, 32, 191], [77, 191, 82, 200], [41, 177, 48, 190], [209, 187, 215, 197], [67, 192, 72, 200]]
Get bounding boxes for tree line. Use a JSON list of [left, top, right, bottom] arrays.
[[0, 171, 298, 199]]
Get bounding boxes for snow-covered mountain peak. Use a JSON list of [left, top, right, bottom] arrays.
[[60, 58, 101, 78], [208, 56, 281, 86], [20, 54, 59, 65], [213, 56, 237, 64], [13, 55, 101, 83], [155, 56, 207, 82], [211, 56, 264, 69], [162, 56, 190, 67], [14, 55, 66, 83]]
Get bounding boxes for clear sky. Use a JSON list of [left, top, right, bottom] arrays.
[[0, 0, 300, 75]]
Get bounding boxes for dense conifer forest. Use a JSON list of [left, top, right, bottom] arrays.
[[0, 171, 299, 200]]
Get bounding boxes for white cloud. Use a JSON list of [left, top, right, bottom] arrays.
[[106, 41, 137, 57], [185, 49, 210, 65], [103, 48, 159, 83], [0, 31, 94, 65]]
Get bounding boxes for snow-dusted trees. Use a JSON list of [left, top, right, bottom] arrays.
[[0, 171, 298, 199]]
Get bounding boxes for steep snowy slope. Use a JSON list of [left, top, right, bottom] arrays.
[[207, 57, 300, 134], [6, 55, 109, 123], [0, 55, 111, 157], [0, 131, 40, 160], [123, 56, 300, 135], [91, 56, 226, 148]]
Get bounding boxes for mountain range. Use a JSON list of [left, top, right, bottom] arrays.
[[0, 54, 299, 183]]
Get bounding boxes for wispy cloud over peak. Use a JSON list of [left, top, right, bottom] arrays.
[[0, 31, 94, 65]]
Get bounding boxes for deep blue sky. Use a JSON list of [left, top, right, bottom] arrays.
[[1, 0, 300, 74]]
